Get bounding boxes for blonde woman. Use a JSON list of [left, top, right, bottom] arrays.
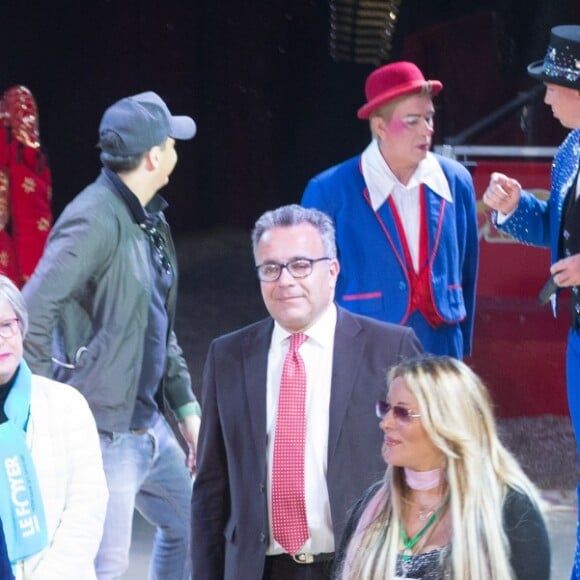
[[335, 356, 550, 579]]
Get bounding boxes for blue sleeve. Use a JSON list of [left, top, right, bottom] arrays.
[[457, 170, 479, 356], [302, 175, 333, 215], [497, 191, 551, 249]]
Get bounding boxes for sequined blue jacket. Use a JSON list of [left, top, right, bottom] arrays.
[[497, 129, 580, 263]]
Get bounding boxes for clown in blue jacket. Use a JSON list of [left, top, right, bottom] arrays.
[[302, 61, 478, 358]]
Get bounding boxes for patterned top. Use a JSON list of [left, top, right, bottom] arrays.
[[396, 546, 449, 579], [335, 481, 550, 579]]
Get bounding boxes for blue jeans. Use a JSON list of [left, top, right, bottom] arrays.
[[95, 415, 193, 580]]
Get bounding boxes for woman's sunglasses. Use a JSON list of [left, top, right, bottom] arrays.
[[375, 400, 421, 424]]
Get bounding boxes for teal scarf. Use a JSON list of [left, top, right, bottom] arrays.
[[0, 361, 48, 564]]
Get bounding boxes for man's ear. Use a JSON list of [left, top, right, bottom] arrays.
[[144, 146, 160, 170], [370, 116, 387, 139]]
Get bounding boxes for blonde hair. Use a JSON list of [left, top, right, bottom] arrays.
[[340, 356, 542, 580], [369, 86, 434, 138]]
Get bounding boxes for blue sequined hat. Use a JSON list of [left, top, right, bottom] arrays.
[[528, 25, 580, 89]]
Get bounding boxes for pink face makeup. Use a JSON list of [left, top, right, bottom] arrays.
[[386, 117, 409, 135]]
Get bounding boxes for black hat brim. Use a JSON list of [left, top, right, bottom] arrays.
[[527, 59, 580, 90]]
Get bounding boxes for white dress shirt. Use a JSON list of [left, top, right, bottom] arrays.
[[361, 139, 452, 271], [266, 303, 337, 555]]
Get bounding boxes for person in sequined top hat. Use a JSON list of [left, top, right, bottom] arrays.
[[482, 23, 580, 578]]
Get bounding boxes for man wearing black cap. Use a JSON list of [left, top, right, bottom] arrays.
[[21, 91, 199, 579], [483, 24, 580, 577]]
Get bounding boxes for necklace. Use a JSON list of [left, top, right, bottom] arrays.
[[417, 495, 448, 521], [400, 495, 449, 561], [417, 504, 436, 521]]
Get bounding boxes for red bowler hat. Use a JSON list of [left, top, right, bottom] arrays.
[[357, 61, 443, 119]]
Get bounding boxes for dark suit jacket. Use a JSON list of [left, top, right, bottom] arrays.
[[191, 306, 423, 580]]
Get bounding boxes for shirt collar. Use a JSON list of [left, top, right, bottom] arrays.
[[361, 139, 453, 210], [272, 302, 337, 348], [101, 167, 168, 225]]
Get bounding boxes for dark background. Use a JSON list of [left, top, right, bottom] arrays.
[[1, 0, 578, 233]]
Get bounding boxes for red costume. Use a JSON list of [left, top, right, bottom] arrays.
[[0, 85, 52, 287]]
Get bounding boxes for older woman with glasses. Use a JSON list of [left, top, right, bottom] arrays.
[[334, 356, 550, 580], [0, 275, 107, 579]]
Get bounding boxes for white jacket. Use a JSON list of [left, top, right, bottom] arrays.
[[13, 374, 108, 580]]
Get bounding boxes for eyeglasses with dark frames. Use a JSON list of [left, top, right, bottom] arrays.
[[376, 400, 421, 424], [255, 257, 331, 282], [0, 318, 20, 339]]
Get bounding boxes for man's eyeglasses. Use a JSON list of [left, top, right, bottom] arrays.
[[0, 318, 20, 339], [141, 223, 172, 276], [255, 257, 331, 282], [376, 400, 421, 424]]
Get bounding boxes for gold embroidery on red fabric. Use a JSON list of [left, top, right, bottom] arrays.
[[37, 217, 50, 232], [1, 86, 41, 148], [0, 171, 9, 230], [0, 251, 9, 267], [22, 176, 36, 193]]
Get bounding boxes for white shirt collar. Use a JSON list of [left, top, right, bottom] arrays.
[[360, 139, 453, 211], [272, 302, 337, 348]]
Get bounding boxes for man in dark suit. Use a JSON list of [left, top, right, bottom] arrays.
[[191, 204, 422, 580]]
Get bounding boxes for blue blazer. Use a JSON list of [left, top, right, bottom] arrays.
[[191, 307, 422, 580], [302, 153, 478, 356]]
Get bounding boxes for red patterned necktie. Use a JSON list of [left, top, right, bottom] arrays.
[[272, 332, 309, 555]]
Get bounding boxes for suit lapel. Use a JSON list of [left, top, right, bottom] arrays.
[[241, 319, 273, 457], [370, 195, 407, 271], [358, 161, 407, 270], [242, 312, 369, 469], [424, 187, 446, 266], [328, 308, 365, 462]]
